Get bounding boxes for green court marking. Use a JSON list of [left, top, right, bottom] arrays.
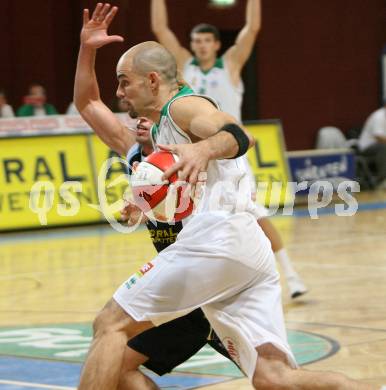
[[0, 324, 91, 361], [0, 324, 338, 377]]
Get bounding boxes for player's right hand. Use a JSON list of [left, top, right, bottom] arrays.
[[81, 3, 124, 49]]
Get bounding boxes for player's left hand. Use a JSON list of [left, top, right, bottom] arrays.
[[81, 3, 124, 49], [158, 143, 210, 184], [120, 200, 148, 226]]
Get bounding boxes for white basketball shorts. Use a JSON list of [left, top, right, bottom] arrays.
[[113, 211, 296, 379]]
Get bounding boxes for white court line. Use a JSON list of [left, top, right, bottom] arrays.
[[0, 379, 76, 390]]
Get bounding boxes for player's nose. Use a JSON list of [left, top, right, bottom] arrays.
[[116, 86, 124, 99]]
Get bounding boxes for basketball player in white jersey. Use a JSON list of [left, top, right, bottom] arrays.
[[74, 4, 376, 389], [151, 0, 307, 298]]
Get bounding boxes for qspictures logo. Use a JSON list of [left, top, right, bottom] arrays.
[[28, 156, 360, 230]]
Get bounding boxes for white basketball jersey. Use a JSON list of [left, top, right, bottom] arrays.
[[151, 85, 257, 216], [184, 58, 259, 195], [183, 57, 244, 122]]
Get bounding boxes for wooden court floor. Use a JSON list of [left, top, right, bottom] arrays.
[[1, 190, 386, 389]]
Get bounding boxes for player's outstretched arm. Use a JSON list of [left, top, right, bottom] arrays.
[[74, 3, 135, 156], [150, 0, 191, 69], [160, 97, 254, 183], [224, 0, 261, 74]]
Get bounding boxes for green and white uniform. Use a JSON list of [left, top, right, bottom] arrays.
[[114, 86, 296, 380], [183, 57, 243, 122], [150, 85, 253, 215], [184, 57, 264, 206]]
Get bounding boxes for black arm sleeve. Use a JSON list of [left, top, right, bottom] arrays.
[[218, 123, 250, 158]]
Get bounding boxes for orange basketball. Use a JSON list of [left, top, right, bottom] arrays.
[[131, 151, 194, 222]]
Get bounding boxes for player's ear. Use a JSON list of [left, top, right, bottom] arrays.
[[148, 72, 161, 95], [215, 40, 221, 52]]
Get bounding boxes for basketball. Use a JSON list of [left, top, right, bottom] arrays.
[[131, 150, 195, 222]]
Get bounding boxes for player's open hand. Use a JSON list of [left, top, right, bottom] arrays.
[[158, 143, 209, 185], [81, 3, 123, 49]]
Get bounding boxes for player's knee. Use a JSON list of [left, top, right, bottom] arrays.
[[252, 359, 291, 390], [92, 308, 111, 337], [92, 299, 124, 338]]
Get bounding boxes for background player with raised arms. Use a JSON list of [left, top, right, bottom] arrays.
[[151, 0, 307, 298]]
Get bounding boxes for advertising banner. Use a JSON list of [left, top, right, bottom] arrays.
[[0, 135, 99, 230], [245, 121, 292, 206], [287, 149, 356, 196]]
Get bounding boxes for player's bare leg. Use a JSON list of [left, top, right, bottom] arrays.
[[258, 217, 308, 298], [78, 299, 153, 390], [117, 347, 160, 390], [252, 343, 377, 390]]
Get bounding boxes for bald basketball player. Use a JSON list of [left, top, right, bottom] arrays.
[[151, 0, 307, 298], [74, 4, 377, 390]]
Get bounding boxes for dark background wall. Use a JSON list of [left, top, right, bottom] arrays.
[[0, 0, 385, 150]]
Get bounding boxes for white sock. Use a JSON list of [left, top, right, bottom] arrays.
[[275, 248, 298, 279]]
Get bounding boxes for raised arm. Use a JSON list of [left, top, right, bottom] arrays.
[[160, 96, 254, 183], [224, 0, 261, 74], [74, 3, 135, 156], [151, 0, 191, 69]]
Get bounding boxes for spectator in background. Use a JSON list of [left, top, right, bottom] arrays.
[[0, 89, 15, 118], [358, 104, 386, 187], [66, 101, 79, 115], [17, 83, 58, 116]]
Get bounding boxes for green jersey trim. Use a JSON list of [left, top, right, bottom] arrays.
[[151, 85, 194, 144], [152, 85, 219, 146], [150, 123, 158, 148], [190, 57, 224, 75], [161, 85, 194, 117]]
